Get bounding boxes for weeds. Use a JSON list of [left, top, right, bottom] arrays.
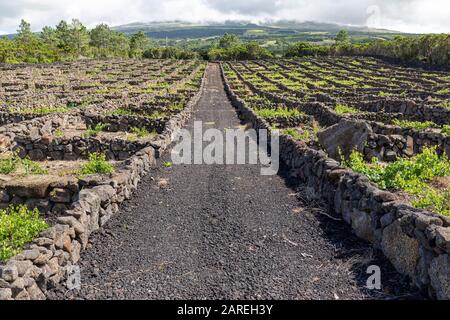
[[0, 205, 48, 261], [80, 153, 114, 175], [342, 147, 450, 216]]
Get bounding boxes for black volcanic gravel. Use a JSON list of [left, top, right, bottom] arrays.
[[48, 63, 421, 300]]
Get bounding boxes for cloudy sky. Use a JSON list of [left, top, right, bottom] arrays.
[[0, 0, 449, 34]]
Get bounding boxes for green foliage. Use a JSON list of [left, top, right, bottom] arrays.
[[442, 125, 450, 136], [208, 38, 273, 60], [392, 119, 436, 130], [0, 19, 154, 64], [84, 123, 108, 137], [284, 42, 330, 57], [163, 161, 173, 168], [0, 205, 48, 261], [255, 107, 304, 119], [342, 147, 450, 216], [334, 104, 359, 114], [282, 128, 310, 141], [0, 154, 47, 175], [335, 30, 350, 43], [129, 32, 151, 58], [8, 106, 70, 115], [80, 153, 114, 175], [143, 47, 198, 59], [130, 127, 153, 138]]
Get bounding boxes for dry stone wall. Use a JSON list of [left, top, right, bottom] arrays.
[[221, 63, 450, 300]]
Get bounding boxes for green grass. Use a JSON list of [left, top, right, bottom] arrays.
[[8, 106, 70, 115], [442, 125, 450, 136], [282, 128, 310, 141], [163, 161, 173, 168], [334, 104, 359, 114], [441, 101, 450, 109], [436, 88, 450, 94], [106, 108, 167, 119], [54, 128, 64, 138], [83, 123, 108, 138], [255, 107, 304, 119], [342, 147, 450, 216], [392, 119, 437, 130], [0, 154, 47, 175], [80, 153, 114, 175], [130, 127, 156, 138], [0, 205, 48, 261]]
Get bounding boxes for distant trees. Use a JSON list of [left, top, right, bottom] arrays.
[[207, 34, 272, 60], [130, 31, 151, 58], [283, 33, 449, 67], [355, 34, 450, 66], [335, 30, 350, 44], [143, 47, 198, 59], [0, 19, 155, 63], [284, 42, 330, 57]]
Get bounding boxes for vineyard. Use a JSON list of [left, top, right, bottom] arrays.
[[0, 56, 449, 300], [222, 57, 450, 216]]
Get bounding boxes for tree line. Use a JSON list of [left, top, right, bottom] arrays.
[[0, 19, 196, 63], [0, 20, 448, 67], [284, 30, 449, 67]]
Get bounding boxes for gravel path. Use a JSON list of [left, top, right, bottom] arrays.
[[49, 63, 419, 300]]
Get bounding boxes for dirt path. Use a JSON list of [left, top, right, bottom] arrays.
[[50, 63, 418, 300]]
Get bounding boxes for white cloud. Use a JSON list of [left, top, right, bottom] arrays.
[[0, 0, 449, 34]]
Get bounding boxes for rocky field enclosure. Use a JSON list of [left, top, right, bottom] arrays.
[[0, 59, 206, 300], [221, 57, 450, 299]]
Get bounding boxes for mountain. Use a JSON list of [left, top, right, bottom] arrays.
[[112, 20, 401, 41]]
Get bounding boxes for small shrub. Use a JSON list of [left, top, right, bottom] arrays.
[[130, 127, 154, 138], [342, 147, 450, 216], [80, 153, 114, 175], [334, 104, 359, 114], [0, 205, 48, 261], [392, 119, 436, 130], [0, 154, 47, 175], [255, 107, 304, 119], [84, 123, 108, 138]]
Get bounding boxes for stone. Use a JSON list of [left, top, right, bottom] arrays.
[[372, 189, 398, 202], [0, 189, 10, 203], [33, 237, 53, 247], [52, 203, 68, 214], [429, 254, 450, 300], [0, 288, 12, 300], [25, 198, 51, 212], [13, 260, 33, 277], [40, 134, 53, 145], [384, 150, 397, 161], [34, 249, 53, 265], [5, 176, 54, 198], [57, 216, 85, 235], [13, 288, 30, 300], [382, 220, 420, 278], [415, 214, 444, 231], [22, 249, 40, 261], [49, 188, 72, 203], [10, 277, 25, 290], [404, 136, 414, 157], [350, 210, 375, 243], [435, 227, 450, 254], [317, 119, 373, 159], [28, 149, 45, 161], [71, 240, 81, 264], [1, 264, 18, 282], [26, 282, 45, 300], [0, 134, 11, 152]]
